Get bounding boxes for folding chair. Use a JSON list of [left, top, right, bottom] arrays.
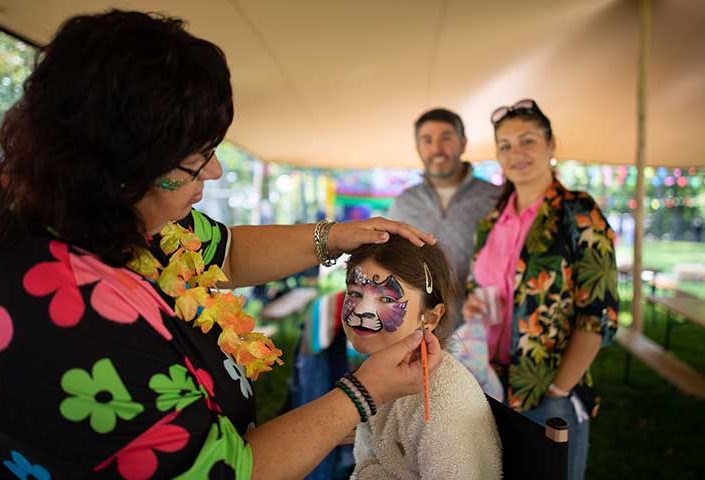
[[485, 394, 569, 480]]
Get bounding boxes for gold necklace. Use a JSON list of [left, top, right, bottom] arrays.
[[128, 222, 282, 380]]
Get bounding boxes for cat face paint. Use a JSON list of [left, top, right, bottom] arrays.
[[343, 266, 408, 333]]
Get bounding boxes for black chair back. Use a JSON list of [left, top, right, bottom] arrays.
[[486, 394, 569, 480]]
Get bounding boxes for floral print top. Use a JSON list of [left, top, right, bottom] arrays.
[[470, 180, 619, 412], [0, 210, 256, 479]]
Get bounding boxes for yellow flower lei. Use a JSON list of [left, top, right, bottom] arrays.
[[128, 222, 283, 380]]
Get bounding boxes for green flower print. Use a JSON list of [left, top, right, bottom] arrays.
[[192, 210, 222, 265], [59, 358, 144, 434], [149, 364, 205, 412], [173, 415, 252, 480]]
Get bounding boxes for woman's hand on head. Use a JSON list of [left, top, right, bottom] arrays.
[[354, 330, 442, 406], [327, 217, 436, 254]]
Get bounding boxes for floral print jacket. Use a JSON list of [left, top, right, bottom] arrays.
[[471, 180, 619, 411], [0, 211, 255, 479]]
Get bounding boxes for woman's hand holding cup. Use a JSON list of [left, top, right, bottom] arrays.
[[463, 286, 502, 327]]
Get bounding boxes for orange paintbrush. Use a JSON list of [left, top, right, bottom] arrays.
[[420, 328, 431, 422]]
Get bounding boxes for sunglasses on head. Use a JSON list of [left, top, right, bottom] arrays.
[[490, 99, 540, 125]]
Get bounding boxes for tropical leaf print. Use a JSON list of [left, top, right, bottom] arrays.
[[575, 248, 617, 306], [471, 180, 619, 412], [509, 356, 553, 410], [524, 203, 558, 254], [523, 254, 563, 287]]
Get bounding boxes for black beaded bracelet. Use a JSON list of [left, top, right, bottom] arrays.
[[345, 373, 377, 416], [336, 380, 368, 423]]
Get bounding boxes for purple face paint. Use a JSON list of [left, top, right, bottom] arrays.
[[343, 266, 408, 333]]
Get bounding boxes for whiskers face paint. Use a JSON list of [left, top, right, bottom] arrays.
[[344, 266, 408, 333]]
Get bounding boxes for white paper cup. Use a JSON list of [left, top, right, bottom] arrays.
[[475, 286, 501, 327]]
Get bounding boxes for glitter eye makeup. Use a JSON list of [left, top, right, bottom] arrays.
[[155, 176, 189, 191]]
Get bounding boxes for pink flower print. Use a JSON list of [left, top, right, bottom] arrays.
[[23, 241, 85, 327], [184, 356, 222, 413], [0, 306, 13, 351], [93, 411, 189, 480], [69, 253, 175, 341]]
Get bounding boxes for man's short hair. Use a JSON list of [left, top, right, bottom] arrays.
[[414, 108, 466, 140]]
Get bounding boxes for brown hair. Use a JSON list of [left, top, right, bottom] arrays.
[[492, 100, 554, 212], [346, 234, 459, 347], [414, 108, 466, 140]]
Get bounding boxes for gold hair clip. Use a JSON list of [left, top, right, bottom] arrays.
[[423, 262, 433, 294]]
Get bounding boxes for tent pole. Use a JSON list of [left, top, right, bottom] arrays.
[[632, 0, 651, 332]]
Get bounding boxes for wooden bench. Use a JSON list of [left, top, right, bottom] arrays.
[[616, 328, 705, 398], [646, 294, 705, 349]]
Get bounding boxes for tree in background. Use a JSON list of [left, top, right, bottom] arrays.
[[0, 30, 35, 117]]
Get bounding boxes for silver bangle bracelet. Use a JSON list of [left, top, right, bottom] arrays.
[[313, 219, 340, 267]]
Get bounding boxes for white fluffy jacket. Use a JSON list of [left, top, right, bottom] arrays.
[[351, 351, 502, 479]]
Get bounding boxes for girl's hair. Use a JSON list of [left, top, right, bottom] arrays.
[[0, 10, 233, 266], [346, 234, 459, 347], [492, 101, 554, 213]]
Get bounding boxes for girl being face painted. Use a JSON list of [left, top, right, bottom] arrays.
[[342, 259, 427, 355]]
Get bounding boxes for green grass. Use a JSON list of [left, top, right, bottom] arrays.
[[589, 304, 705, 479], [616, 240, 705, 298], [590, 239, 705, 477], [616, 240, 705, 273]]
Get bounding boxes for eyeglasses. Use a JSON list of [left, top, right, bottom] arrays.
[[490, 99, 539, 125], [176, 147, 216, 179]]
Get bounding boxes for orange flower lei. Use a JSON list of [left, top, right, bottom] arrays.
[[128, 222, 283, 380]]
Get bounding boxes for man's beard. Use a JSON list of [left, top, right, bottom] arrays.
[[425, 155, 460, 179]]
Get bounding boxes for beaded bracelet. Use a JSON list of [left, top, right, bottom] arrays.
[[336, 379, 368, 423], [313, 219, 340, 267], [340, 376, 372, 420], [345, 372, 377, 416]]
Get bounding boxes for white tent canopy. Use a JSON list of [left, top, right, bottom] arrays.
[[1, 0, 703, 169]]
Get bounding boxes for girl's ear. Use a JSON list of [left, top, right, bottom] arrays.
[[423, 303, 446, 331]]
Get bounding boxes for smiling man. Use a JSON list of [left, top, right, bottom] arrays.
[[388, 108, 500, 324]]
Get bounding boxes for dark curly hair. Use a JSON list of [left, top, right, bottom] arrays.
[[0, 10, 233, 265], [346, 234, 459, 347]]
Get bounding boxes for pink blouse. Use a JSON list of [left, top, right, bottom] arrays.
[[473, 191, 542, 364]]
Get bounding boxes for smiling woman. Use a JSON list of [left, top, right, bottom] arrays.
[[463, 99, 620, 480], [0, 9, 443, 480]]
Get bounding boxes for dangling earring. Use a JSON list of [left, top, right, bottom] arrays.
[[423, 262, 433, 294]]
